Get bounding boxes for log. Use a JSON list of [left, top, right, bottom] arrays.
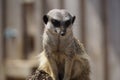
[[26, 69, 53, 80]]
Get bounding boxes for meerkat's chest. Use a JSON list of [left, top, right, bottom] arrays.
[[53, 52, 66, 64], [46, 38, 69, 52], [53, 52, 65, 78]]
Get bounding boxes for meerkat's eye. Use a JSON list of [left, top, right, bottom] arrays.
[[51, 19, 61, 27], [64, 19, 71, 27]]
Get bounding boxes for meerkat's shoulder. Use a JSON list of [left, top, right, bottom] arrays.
[[73, 37, 85, 47], [72, 37, 87, 54], [73, 37, 83, 46]]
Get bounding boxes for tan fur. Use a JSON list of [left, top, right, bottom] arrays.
[[38, 9, 90, 80]]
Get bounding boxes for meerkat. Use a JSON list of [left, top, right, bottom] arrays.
[[38, 9, 90, 80]]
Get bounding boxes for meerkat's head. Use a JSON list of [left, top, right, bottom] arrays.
[[43, 9, 75, 36]]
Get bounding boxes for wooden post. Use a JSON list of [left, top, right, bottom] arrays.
[[0, 0, 3, 79], [85, 0, 104, 80], [44, 0, 61, 11], [4, 0, 40, 79], [22, 2, 37, 59], [6, 0, 23, 59], [101, 0, 109, 80], [106, 0, 120, 80], [34, 0, 44, 54], [0, 0, 6, 79], [80, 0, 86, 45], [22, 0, 44, 59], [64, 0, 82, 41]]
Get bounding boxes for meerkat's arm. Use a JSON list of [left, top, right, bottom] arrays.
[[47, 54, 59, 80], [63, 57, 74, 80], [39, 51, 59, 80]]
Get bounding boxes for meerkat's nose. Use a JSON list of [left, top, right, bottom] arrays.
[[60, 31, 65, 36]]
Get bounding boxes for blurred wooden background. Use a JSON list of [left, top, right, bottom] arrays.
[[0, 0, 120, 80]]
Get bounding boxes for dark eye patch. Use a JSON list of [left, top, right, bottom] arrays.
[[64, 19, 71, 27], [51, 19, 61, 27]]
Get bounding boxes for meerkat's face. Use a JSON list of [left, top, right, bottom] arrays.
[[43, 9, 75, 36]]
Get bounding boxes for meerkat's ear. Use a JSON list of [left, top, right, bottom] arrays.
[[72, 16, 76, 24], [43, 15, 48, 24]]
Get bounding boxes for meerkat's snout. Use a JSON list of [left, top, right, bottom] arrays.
[[60, 28, 66, 36], [55, 27, 66, 36], [60, 31, 65, 36]]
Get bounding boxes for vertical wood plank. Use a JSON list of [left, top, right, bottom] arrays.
[[85, 0, 104, 80], [0, 0, 3, 79], [22, 0, 36, 59], [22, 2, 28, 59], [22, 0, 44, 59], [34, 0, 44, 55], [44, 0, 61, 13], [80, 0, 86, 45], [64, 0, 82, 41], [0, 0, 5, 79], [107, 0, 120, 80], [6, 0, 23, 59], [101, 0, 109, 80]]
